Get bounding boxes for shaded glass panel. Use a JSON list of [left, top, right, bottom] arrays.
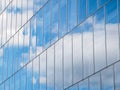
[[72, 26, 82, 83], [0, 84, 4, 90], [88, 0, 97, 15], [0, 48, 3, 82], [5, 80, 9, 90], [23, 22, 30, 63], [40, 52, 47, 90], [99, 0, 108, 6], [16, 0, 22, 30], [2, 11, 7, 44], [64, 34, 72, 88], [101, 66, 114, 90], [6, 4, 12, 41], [10, 76, 14, 90], [0, 15, 2, 45], [8, 38, 13, 77], [89, 73, 100, 90], [13, 33, 19, 72], [36, 10, 43, 55], [18, 28, 24, 69], [30, 16, 37, 60], [55, 39, 63, 90], [47, 45, 54, 90], [115, 62, 120, 90], [94, 8, 106, 71], [15, 72, 20, 90], [27, 62, 32, 90], [28, 0, 33, 20], [33, 0, 41, 14], [68, 0, 77, 31], [79, 79, 88, 90], [59, 0, 67, 37], [78, 0, 86, 23], [106, 0, 119, 65], [51, 0, 58, 43], [43, 1, 51, 49], [11, 0, 16, 35], [67, 84, 78, 90], [21, 67, 27, 90], [22, 0, 27, 26], [33, 57, 40, 90], [82, 17, 94, 78], [3, 44, 8, 80]]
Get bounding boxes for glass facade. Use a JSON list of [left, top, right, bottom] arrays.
[[0, 0, 120, 90]]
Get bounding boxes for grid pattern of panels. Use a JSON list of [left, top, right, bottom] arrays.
[[0, 0, 120, 90]]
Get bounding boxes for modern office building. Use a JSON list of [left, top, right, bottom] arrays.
[[0, 0, 120, 90]]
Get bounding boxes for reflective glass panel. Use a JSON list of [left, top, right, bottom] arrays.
[[55, 39, 63, 90], [94, 8, 106, 71], [101, 66, 114, 90], [72, 26, 83, 83], [64, 33, 72, 88], [82, 17, 94, 78], [106, 0, 119, 65], [78, 0, 86, 23], [47, 45, 55, 90]]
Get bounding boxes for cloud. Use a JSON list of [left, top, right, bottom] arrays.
[[32, 77, 37, 85]]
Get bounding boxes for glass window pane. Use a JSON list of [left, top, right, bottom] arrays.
[[23, 22, 30, 63], [101, 66, 114, 90], [36, 10, 43, 55], [64, 34, 72, 88], [21, 67, 27, 90], [59, 0, 67, 37], [67, 84, 78, 90], [79, 79, 88, 90], [94, 8, 106, 71], [55, 39, 63, 90], [27, 62, 32, 90], [5, 80, 9, 90], [40, 52, 47, 90], [8, 38, 13, 77], [82, 17, 94, 78], [89, 73, 100, 90], [33, 0, 41, 14], [18, 28, 24, 69], [0, 15, 2, 46], [43, 1, 51, 49], [11, 0, 16, 35], [78, 0, 86, 23], [28, 0, 33, 20], [51, 0, 58, 43], [0, 84, 4, 90], [72, 26, 82, 83], [10, 76, 14, 90], [47, 45, 54, 90], [0, 48, 3, 82], [22, 0, 27, 26], [6, 4, 12, 41], [68, 0, 77, 31], [13, 33, 19, 72], [88, 0, 97, 15], [33, 57, 40, 90], [15, 72, 20, 90], [16, 0, 22, 30], [2, 11, 7, 44], [30, 17, 37, 60], [3, 44, 8, 80], [105, 0, 119, 65], [99, 0, 108, 6], [115, 62, 120, 90]]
